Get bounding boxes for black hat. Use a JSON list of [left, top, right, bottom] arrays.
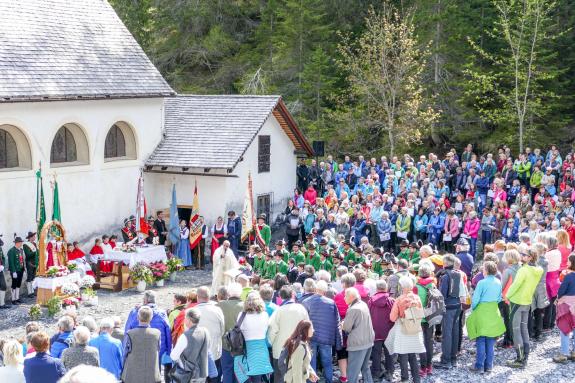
[[123, 218, 130, 225], [374, 248, 383, 256], [129, 215, 136, 221], [320, 251, 329, 257], [294, 241, 302, 247], [147, 215, 154, 221], [254, 245, 262, 252], [400, 239, 410, 247], [343, 239, 351, 246], [14, 236, 23, 243], [456, 238, 469, 246], [26, 231, 36, 240], [307, 243, 316, 250], [258, 214, 266, 221], [409, 242, 419, 249], [306, 233, 314, 239], [275, 240, 284, 247], [319, 238, 328, 246]]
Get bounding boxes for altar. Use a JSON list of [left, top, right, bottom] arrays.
[[33, 272, 80, 305], [96, 245, 167, 292]]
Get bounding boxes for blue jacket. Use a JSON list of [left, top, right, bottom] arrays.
[[414, 214, 428, 233], [471, 275, 502, 310], [89, 333, 123, 379], [50, 331, 73, 358], [302, 294, 342, 349], [456, 251, 474, 278], [24, 352, 66, 383], [558, 272, 575, 298], [124, 304, 172, 361], [475, 176, 490, 194]]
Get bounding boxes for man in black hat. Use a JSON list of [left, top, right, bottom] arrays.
[[129, 215, 137, 232], [146, 216, 159, 245], [23, 232, 39, 298], [341, 240, 357, 265], [121, 218, 135, 243], [0, 235, 7, 308], [8, 237, 26, 304], [275, 240, 290, 263]]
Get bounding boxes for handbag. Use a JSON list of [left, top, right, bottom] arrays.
[[400, 306, 424, 335]]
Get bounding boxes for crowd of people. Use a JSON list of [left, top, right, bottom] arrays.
[[2, 144, 575, 383]]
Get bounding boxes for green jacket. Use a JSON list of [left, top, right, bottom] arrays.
[[308, 254, 321, 271], [342, 249, 356, 264], [398, 250, 420, 265], [263, 260, 276, 279], [258, 224, 272, 247], [23, 242, 38, 267], [372, 259, 383, 276], [254, 255, 266, 274], [530, 170, 543, 188], [275, 260, 289, 275], [278, 249, 290, 263], [7, 246, 25, 273], [466, 301, 506, 340], [395, 214, 411, 233], [514, 160, 532, 178], [506, 263, 543, 305], [291, 251, 305, 265]]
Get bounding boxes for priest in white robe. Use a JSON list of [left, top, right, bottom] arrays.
[[211, 240, 240, 295]]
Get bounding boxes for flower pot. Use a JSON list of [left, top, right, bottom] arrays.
[[156, 279, 165, 287], [169, 272, 177, 282], [136, 281, 147, 292]]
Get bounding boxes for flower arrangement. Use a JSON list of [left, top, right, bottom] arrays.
[[80, 275, 96, 289], [129, 262, 153, 284], [67, 263, 78, 272], [47, 296, 62, 317], [82, 287, 96, 297], [61, 282, 80, 296], [121, 243, 137, 253], [166, 257, 184, 273], [46, 265, 69, 278], [29, 304, 42, 320], [149, 261, 170, 281], [62, 297, 79, 309]]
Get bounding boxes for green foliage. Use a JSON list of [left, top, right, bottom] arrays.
[[110, 0, 575, 155], [46, 296, 61, 317], [29, 304, 42, 321]]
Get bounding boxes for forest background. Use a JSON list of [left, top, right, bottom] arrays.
[[110, 0, 575, 158]]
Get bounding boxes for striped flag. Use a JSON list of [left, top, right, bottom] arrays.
[[241, 173, 266, 249], [135, 173, 149, 235], [189, 181, 202, 249], [36, 166, 46, 234]]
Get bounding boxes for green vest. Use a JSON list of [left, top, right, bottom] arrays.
[[8, 246, 25, 273]]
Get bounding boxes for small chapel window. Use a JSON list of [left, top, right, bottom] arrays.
[[105, 124, 126, 159], [258, 135, 270, 173], [0, 128, 19, 169], [50, 126, 77, 164]]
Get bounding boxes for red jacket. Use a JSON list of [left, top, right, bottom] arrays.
[[556, 301, 575, 335], [368, 292, 395, 341], [304, 188, 317, 205]]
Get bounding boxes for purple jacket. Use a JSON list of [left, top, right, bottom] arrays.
[[368, 292, 395, 341]]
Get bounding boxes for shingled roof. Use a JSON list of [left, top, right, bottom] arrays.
[[0, 0, 174, 102], [146, 95, 313, 170]]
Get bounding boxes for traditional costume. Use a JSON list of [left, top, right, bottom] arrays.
[[68, 245, 93, 276], [211, 222, 227, 258], [147, 216, 160, 245], [211, 244, 240, 295], [7, 237, 25, 304], [23, 232, 38, 297], [176, 225, 192, 267], [121, 218, 136, 243], [256, 215, 272, 248]]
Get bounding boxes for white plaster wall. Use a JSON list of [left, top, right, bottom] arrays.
[[144, 113, 298, 233], [0, 98, 164, 246]]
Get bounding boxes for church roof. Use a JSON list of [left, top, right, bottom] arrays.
[[146, 95, 313, 170], [0, 0, 174, 102]]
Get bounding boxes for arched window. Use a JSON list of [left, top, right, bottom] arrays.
[[104, 122, 137, 161], [51, 126, 77, 163], [105, 124, 126, 159], [50, 123, 89, 167], [0, 124, 32, 171], [0, 128, 19, 169]]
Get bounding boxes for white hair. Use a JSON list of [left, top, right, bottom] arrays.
[[73, 326, 91, 346], [419, 245, 433, 256], [398, 276, 414, 291], [99, 318, 114, 331], [316, 280, 329, 294], [345, 287, 360, 301], [227, 283, 242, 298], [59, 365, 117, 383], [316, 269, 332, 282]]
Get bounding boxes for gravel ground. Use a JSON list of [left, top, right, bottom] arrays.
[[1, 269, 574, 383]]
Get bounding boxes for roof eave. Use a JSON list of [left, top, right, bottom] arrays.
[[0, 92, 176, 103]]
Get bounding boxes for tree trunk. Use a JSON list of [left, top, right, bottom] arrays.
[[388, 127, 396, 158]]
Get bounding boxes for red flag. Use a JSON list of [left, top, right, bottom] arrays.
[[189, 182, 202, 249]]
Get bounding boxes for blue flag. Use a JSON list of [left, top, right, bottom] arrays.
[[169, 184, 180, 247]]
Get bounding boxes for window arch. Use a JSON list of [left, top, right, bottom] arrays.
[[50, 123, 89, 166], [0, 124, 32, 171], [104, 122, 137, 161]]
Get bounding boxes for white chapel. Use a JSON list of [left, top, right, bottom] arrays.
[[0, 0, 312, 244]]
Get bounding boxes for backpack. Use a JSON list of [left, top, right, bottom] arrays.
[[423, 284, 446, 326], [400, 306, 424, 335], [277, 344, 308, 376], [223, 312, 247, 357]]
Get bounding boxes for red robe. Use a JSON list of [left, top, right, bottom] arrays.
[[90, 245, 112, 273], [68, 248, 85, 261]]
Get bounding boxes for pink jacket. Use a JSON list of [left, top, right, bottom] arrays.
[[494, 189, 507, 203], [556, 300, 575, 335], [464, 218, 480, 239], [304, 189, 317, 205], [444, 216, 460, 237]]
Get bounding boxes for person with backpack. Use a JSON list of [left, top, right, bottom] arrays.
[[282, 320, 318, 383], [385, 276, 425, 383], [234, 292, 273, 383], [434, 254, 468, 370], [466, 261, 506, 374], [415, 263, 442, 378]]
